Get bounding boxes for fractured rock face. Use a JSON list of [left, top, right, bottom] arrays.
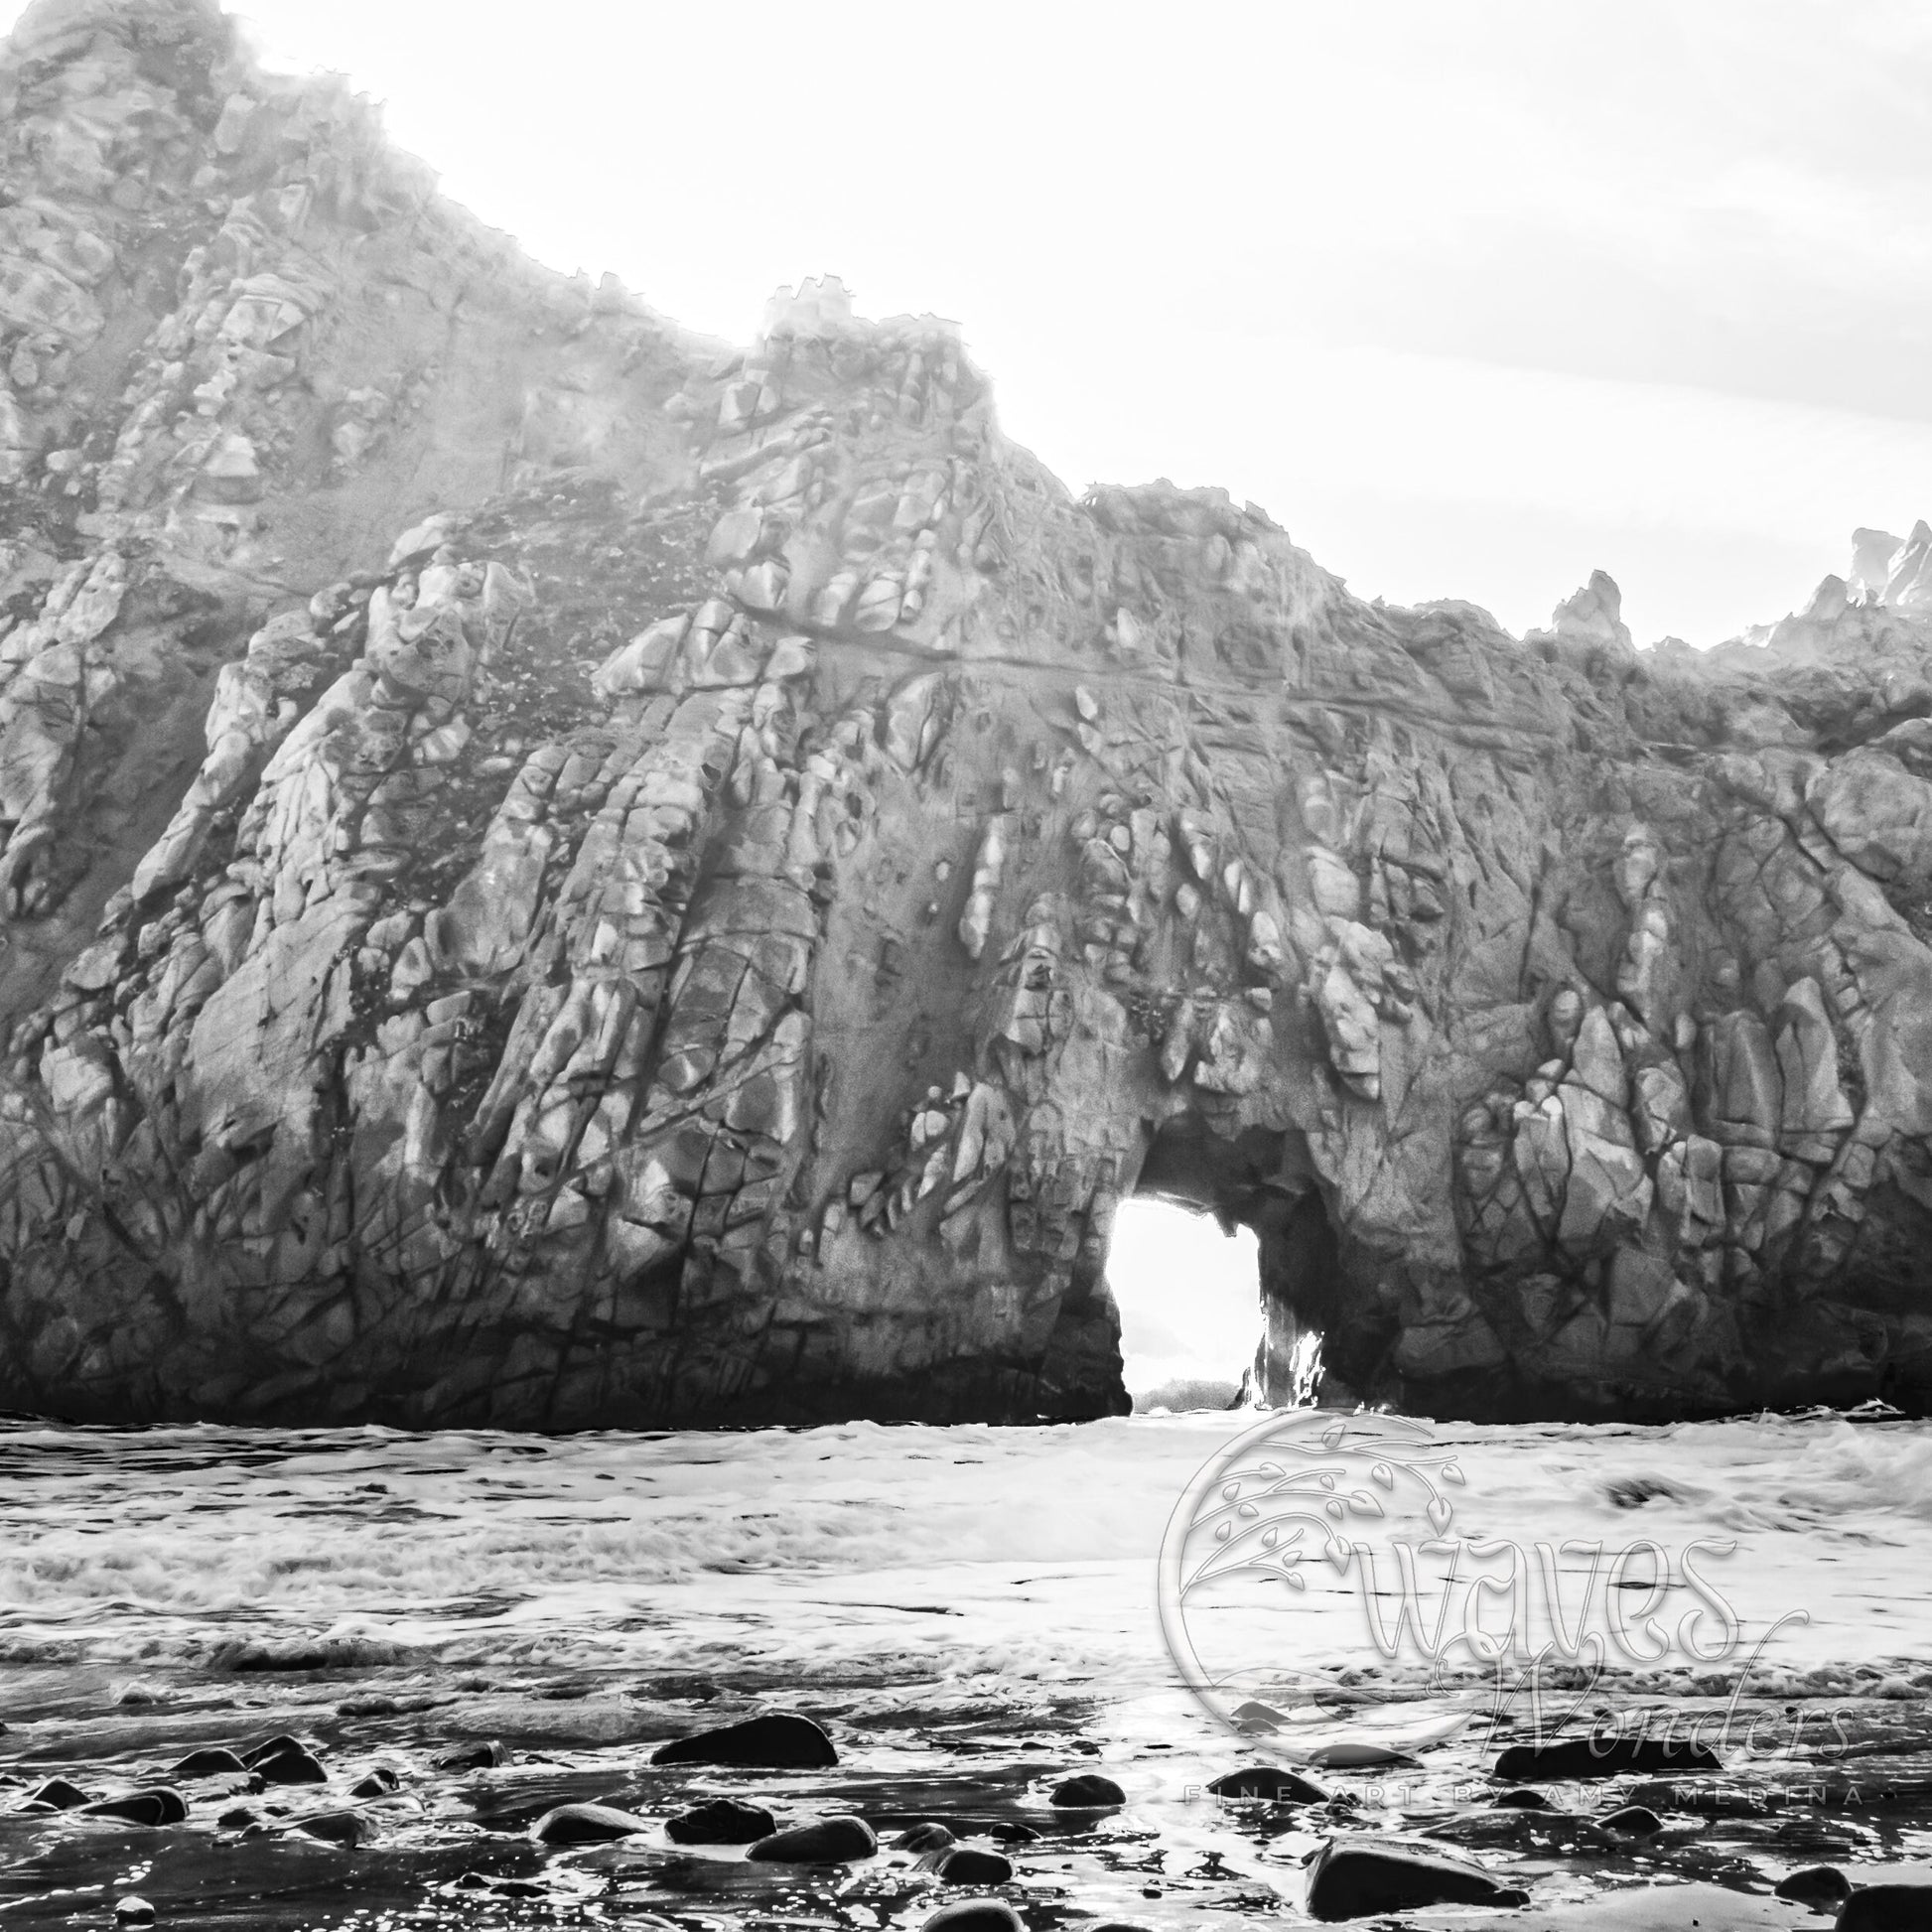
[[5, 0, 1932, 1429]]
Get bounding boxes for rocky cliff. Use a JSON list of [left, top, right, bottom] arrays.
[[6, 0, 1932, 1427]]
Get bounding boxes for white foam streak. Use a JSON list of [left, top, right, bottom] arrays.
[[0, 1413, 1924, 1688]]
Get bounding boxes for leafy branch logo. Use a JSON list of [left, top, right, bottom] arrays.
[[1176, 1411, 1464, 1595], [1159, 1409, 1769, 1747]]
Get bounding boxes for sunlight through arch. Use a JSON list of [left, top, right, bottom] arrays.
[[1107, 1197, 1263, 1411]]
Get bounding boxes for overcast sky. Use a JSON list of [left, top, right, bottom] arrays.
[[16, 0, 1927, 1382]]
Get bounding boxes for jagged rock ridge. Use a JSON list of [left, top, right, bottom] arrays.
[[5, 0, 1932, 1425]]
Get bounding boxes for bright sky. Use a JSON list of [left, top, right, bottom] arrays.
[[1108, 1201, 1260, 1404], [95, 0, 1932, 648], [13, 0, 1926, 1378]]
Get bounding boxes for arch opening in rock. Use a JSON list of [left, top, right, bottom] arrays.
[[1114, 1115, 1341, 1411]]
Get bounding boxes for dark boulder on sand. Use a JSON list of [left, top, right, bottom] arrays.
[[81, 1789, 187, 1826], [1489, 1788, 1551, 1810], [1047, 1773, 1125, 1808], [894, 1822, 956, 1852], [924, 1847, 1015, 1884], [1839, 1883, 1932, 1930], [1305, 1840, 1528, 1920], [746, 1814, 878, 1863], [1206, 1766, 1329, 1803], [294, 1808, 374, 1846], [920, 1906, 1023, 1932], [1493, 1735, 1719, 1780], [1775, 1865, 1851, 1907], [666, 1797, 778, 1845], [23, 1778, 88, 1810], [531, 1802, 653, 1846], [651, 1711, 837, 1769], [1594, 1803, 1663, 1836]]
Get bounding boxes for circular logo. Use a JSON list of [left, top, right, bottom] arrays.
[[1159, 1408, 1472, 1746]]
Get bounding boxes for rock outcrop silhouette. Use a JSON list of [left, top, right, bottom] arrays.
[[5, 0, 1932, 1425]]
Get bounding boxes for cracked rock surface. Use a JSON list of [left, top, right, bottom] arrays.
[[6, 0, 1932, 1425]]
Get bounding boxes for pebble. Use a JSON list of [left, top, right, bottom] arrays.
[[253, 1745, 327, 1786], [650, 1710, 837, 1769], [1774, 1864, 1851, 1906], [113, 1900, 154, 1926], [665, 1797, 778, 1845], [1595, 1803, 1663, 1837], [169, 1749, 246, 1781], [1492, 1736, 1720, 1780], [240, 1734, 309, 1768], [894, 1822, 955, 1852], [531, 1801, 653, 1846], [434, 1740, 509, 1771], [24, 1777, 88, 1810], [1303, 1742, 1419, 1769], [746, 1814, 879, 1863], [1839, 1884, 1932, 1930], [80, 1789, 188, 1826], [1304, 1840, 1529, 1920], [1489, 1788, 1552, 1810], [292, 1809, 372, 1847], [1205, 1767, 1329, 1804], [920, 1906, 1022, 1932], [348, 1768, 399, 1798], [1048, 1773, 1126, 1809], [926, 1847, 1015, 1885]]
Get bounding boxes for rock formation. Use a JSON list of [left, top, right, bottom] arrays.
[[5, 0, 1932, 1426]]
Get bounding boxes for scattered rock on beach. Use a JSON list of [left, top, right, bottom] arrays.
[[113, 1900, 153, 1926], [1595, 1804, 1663, 1837], [746, 1814, 879, 1863], [349, 1768, 400, 1798], [170, 1749, 246, 1781], [254, 1746, 327, 1787], [293, 1809, 373, 1846], [1490, 1788, 1552, 1810], [1048, 1773, 1126, 1808], [1206, 1767, 1330, 1803], [921, 1905, 1023, 1932], [926, 1847, 1015, 1885], [24, 1778, 89, 1811], [666, 1797, 778, 1845], [650, 1711, 837, 1769], [81, 1789, 187, 1826], [895, 1822, 956, 1852], [1493, 1736, 1720, 1780], [1303, 1742, 1419, 1769], [1839, 1883, 1932, 1930], [531, 1802, 654, 1846], [1775, 1865, 1851, 1907], [1304, 1840, 1529, 1920], [435, 1740, 510, 1771]]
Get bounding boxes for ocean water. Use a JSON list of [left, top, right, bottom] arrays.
[[0, 1409, 1928, 1927]]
